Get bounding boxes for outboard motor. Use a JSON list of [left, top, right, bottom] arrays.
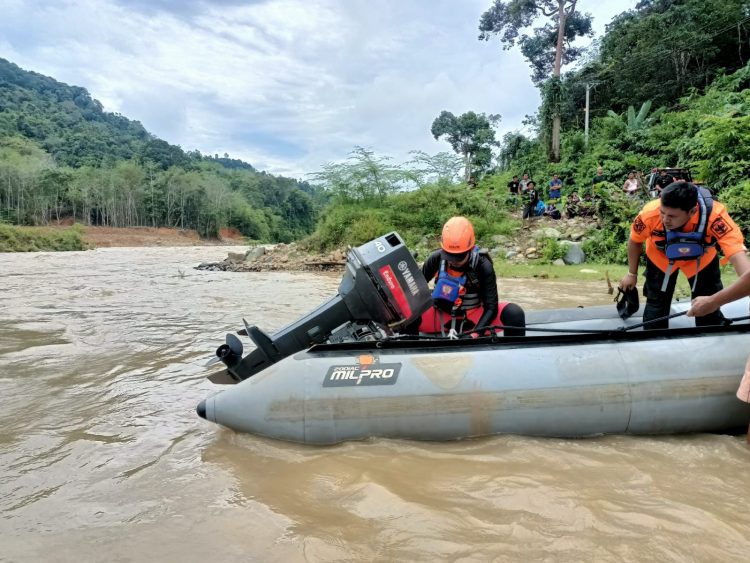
[[212, 232, 432, 383]]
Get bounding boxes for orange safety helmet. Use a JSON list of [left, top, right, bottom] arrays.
[[441, 216, 475, 259]]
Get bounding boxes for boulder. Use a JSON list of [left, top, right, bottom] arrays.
[[246, 246, 266, 260], [560, 241, 585, 265], [533, 228, 562, 241], [505, 250, 519, 260], [553, 258, 566, 266], [227, 252, 247, 263], [490, 234, 508, 244]]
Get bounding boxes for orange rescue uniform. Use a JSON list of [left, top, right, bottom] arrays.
[[630, 199, 746, 278]]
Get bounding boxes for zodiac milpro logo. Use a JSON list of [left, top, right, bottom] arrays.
[[323, 358, 401, 387]]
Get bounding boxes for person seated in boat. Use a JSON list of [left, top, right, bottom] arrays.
[[411, 216, 526, 337], [619, 181, 750, 330]]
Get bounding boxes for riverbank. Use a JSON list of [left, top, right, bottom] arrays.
[[0, 223, 245, 251]]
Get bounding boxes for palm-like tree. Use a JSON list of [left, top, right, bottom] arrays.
[[607, 100, 666, 132]]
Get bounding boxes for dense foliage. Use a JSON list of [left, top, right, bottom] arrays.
[[0, 58, 321, 241], [306, 167, 516, 254], [493, 0, 750, 262]]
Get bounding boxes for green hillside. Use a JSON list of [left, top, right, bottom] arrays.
[[0, 57, 322, 243]]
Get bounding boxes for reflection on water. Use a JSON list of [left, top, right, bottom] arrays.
[[1, 247, 749, 562]]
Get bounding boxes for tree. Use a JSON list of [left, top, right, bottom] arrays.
[[430, 111, 500, 183], [405, 150, 464, 187], [309, 147, 414, 203], [479, 1, 593, 161]]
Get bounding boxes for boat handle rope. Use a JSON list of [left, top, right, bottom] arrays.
[[470, 312, 750, 336], [386, 313, 750, 341]]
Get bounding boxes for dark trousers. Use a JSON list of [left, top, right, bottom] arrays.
[[643, 255, 725, 330]]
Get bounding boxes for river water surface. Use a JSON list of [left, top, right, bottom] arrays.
[[2, 247, 749, 562]]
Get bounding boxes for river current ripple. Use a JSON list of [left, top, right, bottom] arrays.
[[1, 247, 749, 562]]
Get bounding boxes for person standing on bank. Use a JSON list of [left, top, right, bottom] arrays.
[[416, 216, 526, 337], [592, 166, 605, 185], [522, 180, 539, 221], [507, 175, 520, 196], [619, 181, 749, 329], [548, 174, 562, 200]]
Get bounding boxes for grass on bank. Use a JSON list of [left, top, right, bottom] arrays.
[[498, 261, 740, 300], [0, 222, 89, 252]]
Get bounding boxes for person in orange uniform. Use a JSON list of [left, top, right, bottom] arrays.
[[416, 216, 526, 337], [619, 181, 750, 329]]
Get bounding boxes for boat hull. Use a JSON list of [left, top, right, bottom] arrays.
[[200, 300, 750, 444]]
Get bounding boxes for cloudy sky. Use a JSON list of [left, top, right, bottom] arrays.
[[1, 0, 636, 178]]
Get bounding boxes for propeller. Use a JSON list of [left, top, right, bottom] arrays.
[[205, 332, 244, 367]]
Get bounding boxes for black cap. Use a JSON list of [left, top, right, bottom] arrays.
[[616, 287, 640, 319]]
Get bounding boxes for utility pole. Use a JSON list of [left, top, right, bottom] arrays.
[[584, 83, 591, 145], [584, 82, 601, 146]]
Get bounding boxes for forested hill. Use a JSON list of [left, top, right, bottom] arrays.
[[0, 58, 322, 241]]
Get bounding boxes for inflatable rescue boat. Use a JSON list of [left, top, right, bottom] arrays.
[[197, 233, 750, 444]]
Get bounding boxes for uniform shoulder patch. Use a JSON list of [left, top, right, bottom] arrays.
[[632, 215, 647, 234], [710, 216, 733, 239]]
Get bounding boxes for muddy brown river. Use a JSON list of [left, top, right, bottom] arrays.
[[2, 247, 749, 562]]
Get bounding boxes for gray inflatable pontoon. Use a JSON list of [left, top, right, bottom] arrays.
[[196, 233, 750, 444]]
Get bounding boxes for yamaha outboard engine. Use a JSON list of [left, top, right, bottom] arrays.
[[211, 232, 432, 383]]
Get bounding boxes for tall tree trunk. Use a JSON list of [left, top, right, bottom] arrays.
[[551, 0, 569, 163], [463, 150, 472, 184]]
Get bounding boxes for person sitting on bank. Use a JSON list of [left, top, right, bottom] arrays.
[[544, 202, 562, 220], [619, 181, 750, 330], [535, 199, 546, 217], [566, 191, 582, 218], [415, 216, 526, 337]]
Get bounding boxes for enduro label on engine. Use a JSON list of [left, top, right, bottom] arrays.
[[323, 363, 401, 387]]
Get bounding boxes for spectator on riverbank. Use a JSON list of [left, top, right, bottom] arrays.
[[519, 173, 531, 191], [507, 175, 520, 196], [548, 174, 562, 200], [566, 192, 582, 218], [522, 180, 539, 220], [544, 202, 561, 220], [592, 166, 606, 185], [622, 172, 639, 197]]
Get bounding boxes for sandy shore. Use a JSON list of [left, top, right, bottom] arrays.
[[36, 225, 246, 247]]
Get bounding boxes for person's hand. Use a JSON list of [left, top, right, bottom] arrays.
[[619, 272, 637, 290], [687, 296, 719, 318]]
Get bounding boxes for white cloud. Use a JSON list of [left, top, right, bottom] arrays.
[[0, 0, 637, 178]]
